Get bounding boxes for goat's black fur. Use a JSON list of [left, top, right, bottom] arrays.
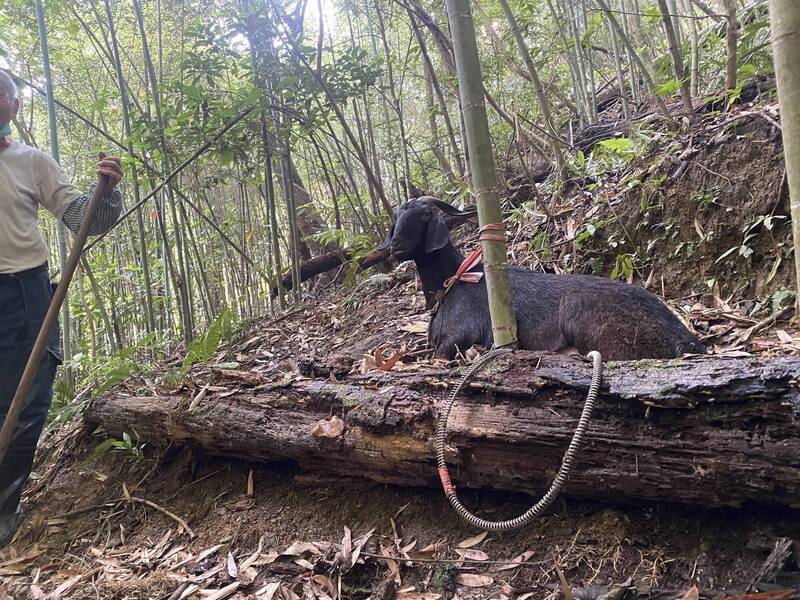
[[382, 198, 706, 360]]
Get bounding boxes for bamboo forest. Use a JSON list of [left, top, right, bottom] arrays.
[[2, 0, 800, 598]]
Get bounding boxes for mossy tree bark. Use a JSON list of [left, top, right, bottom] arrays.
[[86, 352, 800, 508]]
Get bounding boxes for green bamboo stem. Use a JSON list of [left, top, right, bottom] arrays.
[[769, 0, 800, 314], [444, 0, 517, 350]]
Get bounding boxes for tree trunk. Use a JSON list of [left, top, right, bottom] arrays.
[[498, 0, 567, 169], [424, 73, 458, 184], [405, 0, 464, 178], [272, 247, 390, 295], [656, 0, 694, 117], [85, 352, 800, 508], [279, 134, 303, 302], [444, 0, 517, 350], [620, 0, 641, 103], [115, 0, 194, 342], [691, 0, 722, 22], [546, 0, 590, 126], [724, 0, 738, 93], [770, 0, 800, 315], [594, 0, 672, 119], [606, 16, 631, 118], [684, 0, 700, 97], [35, 0, 73, 391], [374, 0, 412, 190], [273, 151, 337, 259], [80, 258, 120, 353]]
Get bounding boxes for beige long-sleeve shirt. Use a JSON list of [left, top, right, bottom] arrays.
[[0, 141, 122, 273]]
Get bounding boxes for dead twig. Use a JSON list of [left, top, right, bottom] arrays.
[[165, 582, 192, 600], [125, 496, 195, 538], [756, 109, 782, 132], [739, 305, 794, 343], [359, 550, 544, 568], [555, 564, 575, 600], [748, 538, 793, 591], [166, 469, 224, 501]]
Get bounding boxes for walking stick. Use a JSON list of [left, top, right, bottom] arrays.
[[0, 153, 112, 466]]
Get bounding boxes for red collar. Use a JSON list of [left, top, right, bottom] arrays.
[[445, 245, 484, 287], [431, 223, 505, 313], [432, 246, 483, 314]]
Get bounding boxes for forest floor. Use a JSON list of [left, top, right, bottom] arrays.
[[2, 98, 800, 600]]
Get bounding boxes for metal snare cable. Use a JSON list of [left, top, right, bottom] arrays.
[[435, 349, 603, 531]]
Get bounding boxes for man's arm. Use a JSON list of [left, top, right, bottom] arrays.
[[58, 155, 125, 236], [61, 185, 124, 236]]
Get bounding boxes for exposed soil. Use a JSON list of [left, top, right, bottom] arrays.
[[612, 107, 789, 300], [507, 102, 791, 304], [6, 435, 800, 599]]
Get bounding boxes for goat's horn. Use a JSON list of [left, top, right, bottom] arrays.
[[421, 196, 477, 217]]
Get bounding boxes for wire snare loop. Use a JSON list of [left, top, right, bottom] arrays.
[[435, 349, 603, 531]]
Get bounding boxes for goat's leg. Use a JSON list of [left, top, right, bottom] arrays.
[[556, 346, 582, 358]]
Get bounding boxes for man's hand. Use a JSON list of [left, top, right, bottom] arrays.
[[96, 156, 123, 189]]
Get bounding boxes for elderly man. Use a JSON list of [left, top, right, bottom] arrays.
[[0, 71, 124, 547]]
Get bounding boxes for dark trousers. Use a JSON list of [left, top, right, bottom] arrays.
[[0, 263, 60, 516]]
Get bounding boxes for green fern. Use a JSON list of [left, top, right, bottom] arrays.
[[182, 309, 237, 374]]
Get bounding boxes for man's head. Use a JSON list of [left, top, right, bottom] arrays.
[[0, 72, 20, 133]]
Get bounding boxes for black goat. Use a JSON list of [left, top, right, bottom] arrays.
[[380, 197, 705, 360]]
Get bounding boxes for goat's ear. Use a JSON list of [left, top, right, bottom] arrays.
[[376, 224, 394, 251], [425, 212, 450, 253], [423, 197, 477, 217]]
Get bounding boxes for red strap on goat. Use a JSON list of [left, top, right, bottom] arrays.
[[432, 222, 506, 314], [446, 245, 484, 286], [442, 223, 506, 287]]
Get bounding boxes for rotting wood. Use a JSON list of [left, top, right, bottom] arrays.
[[272, 247, 389, 296], [85, 351, 800, 508]]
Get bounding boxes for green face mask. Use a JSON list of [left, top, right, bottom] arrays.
[[0, 122, 10, 137]]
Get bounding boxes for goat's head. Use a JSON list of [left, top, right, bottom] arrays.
[[378, 197, 475, 261]]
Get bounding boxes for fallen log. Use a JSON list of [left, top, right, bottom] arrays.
[[272, 247, 390, 296], [272, 213, 474, 294], [85, 352, 800, 508]]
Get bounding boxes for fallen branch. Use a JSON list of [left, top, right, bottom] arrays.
[[271, 211, 476, 294], [272, 247, 390, 296]]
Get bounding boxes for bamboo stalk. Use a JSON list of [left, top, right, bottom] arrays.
[[498, 0, 567, 169], [657, 0, 694, 118], [684, 0, 700, 97], [444, 0, 517, 350], [34, 0, 73, 391], [594, 0, 672, 119], [769, 0, 800, 314], [724, 0, 738, 93]]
